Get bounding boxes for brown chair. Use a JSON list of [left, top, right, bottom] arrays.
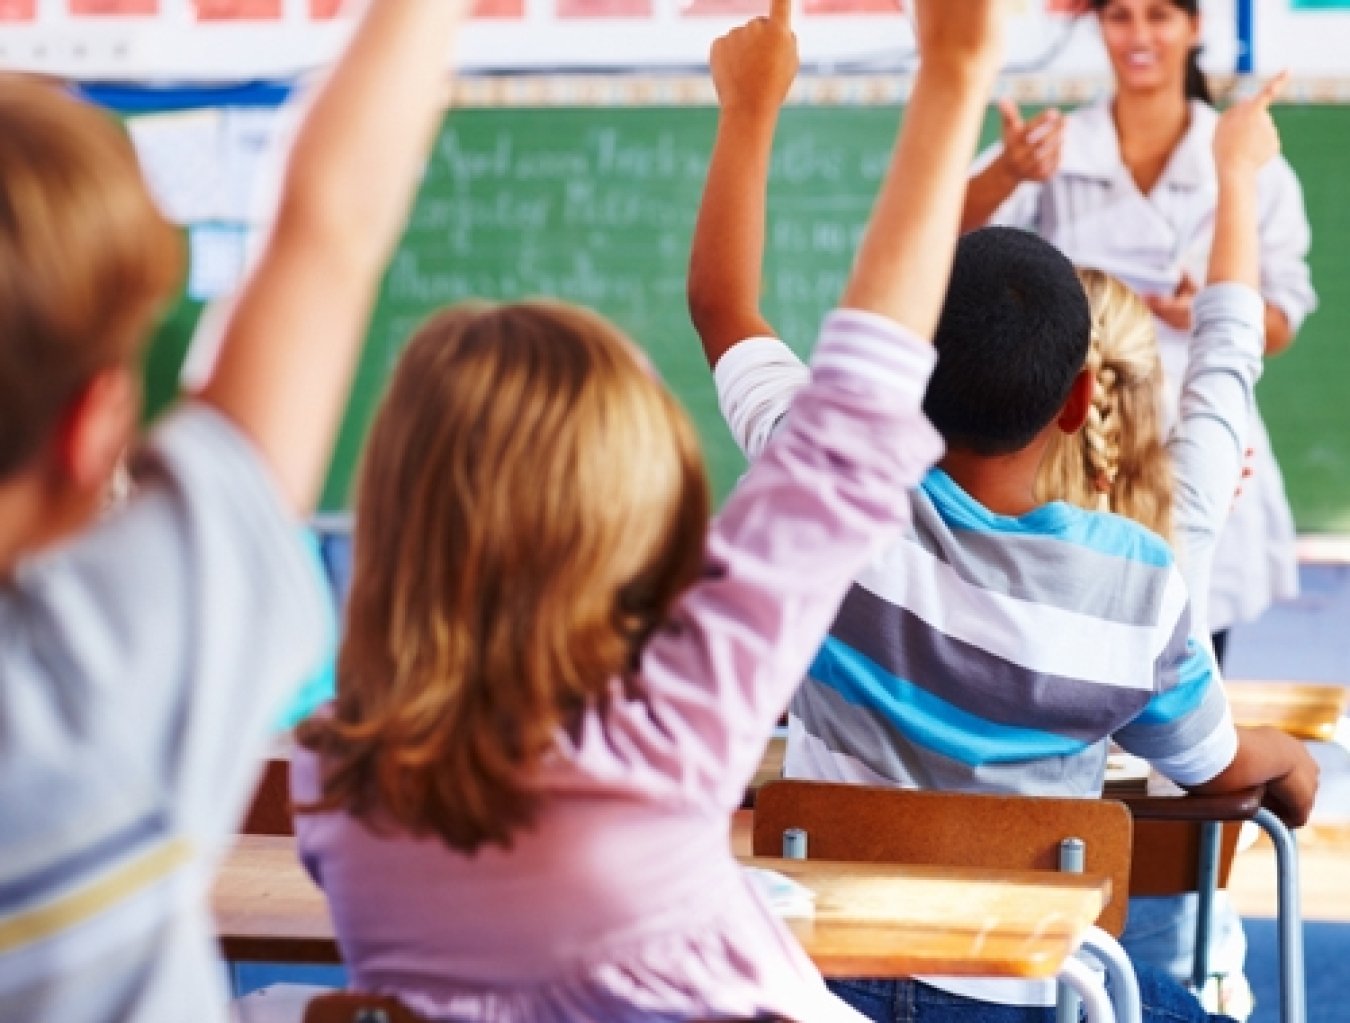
[[303, 992, 429, 1023], [753, 780, 1133, 936], [242, 756, 294, 836]]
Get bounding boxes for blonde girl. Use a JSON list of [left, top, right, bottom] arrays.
[[1038, 268, 1176, 547], [1034, 81, 1295, 1019], [289, 4, 1004, 1020]]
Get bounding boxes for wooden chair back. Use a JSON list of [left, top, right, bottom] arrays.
[[753, 780, 1133, 936], [242, 757, 294, 836], [1128, 821, 1243, 896], [303, 993, 428, 1023]]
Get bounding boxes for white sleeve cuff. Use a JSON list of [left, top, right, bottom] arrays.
[[714, 337, 809, 461]]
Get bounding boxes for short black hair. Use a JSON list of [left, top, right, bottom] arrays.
[[922, 227, 1091, 456]]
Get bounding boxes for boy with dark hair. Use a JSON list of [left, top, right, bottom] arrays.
[[687, 22, 1316, 1022], [923, 226, 1092, 454]]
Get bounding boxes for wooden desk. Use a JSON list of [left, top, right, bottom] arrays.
[[742, 856, 1109, 978], [214, 836, 1108, 979], [1226, 681, 1347, 743]]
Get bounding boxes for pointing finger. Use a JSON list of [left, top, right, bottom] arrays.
[[1254, 69, 1290, 109], [768, 0, 791, 27], [997, 98, 1023, 132]]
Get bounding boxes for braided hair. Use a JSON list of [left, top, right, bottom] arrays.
[[1037, 268, 1175, 545]]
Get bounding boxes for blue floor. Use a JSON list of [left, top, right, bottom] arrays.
[[1244, 919, 1350, 1023]]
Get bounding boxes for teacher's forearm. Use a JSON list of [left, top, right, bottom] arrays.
[[959, 156, 1019, 233]]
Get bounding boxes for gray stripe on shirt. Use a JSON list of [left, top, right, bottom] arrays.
[[906, 497, 1173, 627], [789, 681, 1109, 799], [1113, 675, 1231, 760], [829, 583, 1154, 741]]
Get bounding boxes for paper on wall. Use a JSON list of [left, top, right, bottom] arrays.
[[221, 106, 283, 223], [187, 224, 248, 301], [128, 109, 224, 225]]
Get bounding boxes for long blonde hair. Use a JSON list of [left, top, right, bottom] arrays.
[[297, 301, 710, 853], [1037, 268, 1175, 544]]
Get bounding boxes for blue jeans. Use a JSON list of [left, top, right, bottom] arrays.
[[829, 961, 1235, 1023]]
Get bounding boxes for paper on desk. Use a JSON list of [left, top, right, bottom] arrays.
[[743, 866, 816, 920]]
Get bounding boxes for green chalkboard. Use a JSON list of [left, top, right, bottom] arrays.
[[143, 103, 1350, 531]]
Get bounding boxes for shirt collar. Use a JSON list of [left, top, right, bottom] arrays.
[[1058, 98, 1218, 191]]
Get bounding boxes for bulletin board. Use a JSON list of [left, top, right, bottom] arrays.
[[0, 0, 1235, 82]]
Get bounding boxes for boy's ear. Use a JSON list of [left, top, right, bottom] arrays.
[[56, 367, 139, 494], [1056, 368, 1094, 435]]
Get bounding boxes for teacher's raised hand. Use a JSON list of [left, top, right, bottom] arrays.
[[995, 99, 1065, 184]]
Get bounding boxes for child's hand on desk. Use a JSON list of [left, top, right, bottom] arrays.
[[1264, 735, 1320, 829], [709, 0, 798, 119]]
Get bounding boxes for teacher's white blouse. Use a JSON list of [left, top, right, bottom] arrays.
[[977, 98, 1318, 632]]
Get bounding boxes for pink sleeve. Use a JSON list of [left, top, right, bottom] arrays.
[[568, 310, 943, 811]]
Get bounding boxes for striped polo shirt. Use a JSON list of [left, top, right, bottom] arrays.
[[786, 467, 1236, 797]]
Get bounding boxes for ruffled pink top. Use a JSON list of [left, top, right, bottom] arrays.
[[292, 308, 943, 1021]]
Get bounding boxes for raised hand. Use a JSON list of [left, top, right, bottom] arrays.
[[911, 0, 1003, 70], [708, 0, 799, 118], [995, 99, 1065, 183], [1214, 71, 1289, 177], [1145, 272, 1198, 332]]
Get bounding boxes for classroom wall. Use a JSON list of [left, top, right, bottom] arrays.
[[141, 99, 1350, 532]]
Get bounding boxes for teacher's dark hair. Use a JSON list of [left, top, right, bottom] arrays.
[[1091, 0, 1212, 106]]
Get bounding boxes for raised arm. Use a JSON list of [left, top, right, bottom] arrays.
[[844, 5, 1003, 335], [1168, 74, 1287, 623], [198, 0, 469, 512], [687, 0, 798, 368], [625, 0, 1003, 814], [1169, 73, 1319, 829]]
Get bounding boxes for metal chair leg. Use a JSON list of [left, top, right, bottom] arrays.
[[1058, 838, 1086, 1023], [1192, 821, 1221, 991], [1060, 954, 1117, 1023], [1080, 926, 1143, 1023], [1254, 808, 1305, 1023]]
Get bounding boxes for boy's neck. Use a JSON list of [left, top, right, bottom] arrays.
[[938, 444, 1049, 518]]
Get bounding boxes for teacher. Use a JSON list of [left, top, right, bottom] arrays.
[[961, 0, 1317, 665]]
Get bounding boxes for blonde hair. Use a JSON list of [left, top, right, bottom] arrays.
[[1037, 268, 1175, 544], [297, 301, 711, 853], [0, 76, 180, 478]]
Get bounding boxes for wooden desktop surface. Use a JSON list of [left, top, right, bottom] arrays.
[[1226, 681, 1347, 743], [214, 832, 1108, 979]]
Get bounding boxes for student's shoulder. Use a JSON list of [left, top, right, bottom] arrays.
[[1046, 502, 1176, 572]]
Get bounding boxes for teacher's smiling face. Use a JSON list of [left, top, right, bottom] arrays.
[[1096, 0, 1201, 98]]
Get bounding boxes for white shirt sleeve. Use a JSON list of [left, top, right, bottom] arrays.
[[1167, 284, 1266, 638], [1257, 156, 1318, 334], [713, 337, 811, 461]]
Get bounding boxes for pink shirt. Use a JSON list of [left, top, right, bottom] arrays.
[[292, 309, 943, 1022]]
